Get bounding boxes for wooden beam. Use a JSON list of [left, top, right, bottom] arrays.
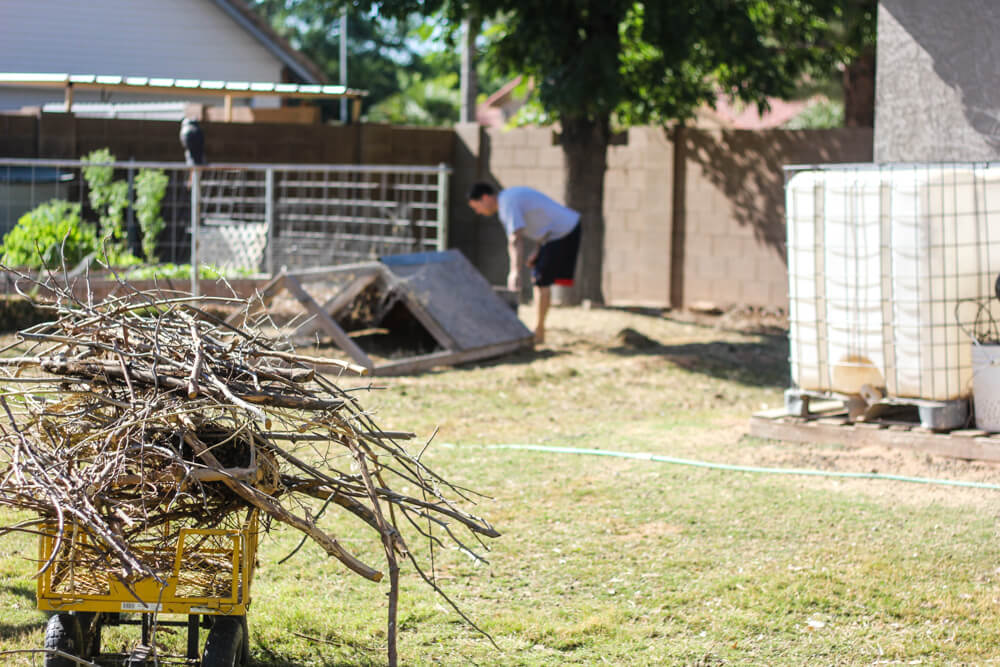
[[282, 273, 373, 371], [373, 337, 532, 377], [295, 270, 381, 339], [284, 262, 383, 284]]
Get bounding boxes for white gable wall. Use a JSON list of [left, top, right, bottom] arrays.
[[0, 0, 290, 110]]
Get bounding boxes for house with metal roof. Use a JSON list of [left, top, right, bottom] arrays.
[[0, 0, 349, 121]]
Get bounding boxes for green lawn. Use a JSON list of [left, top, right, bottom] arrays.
[[2, 305, 999, 665]]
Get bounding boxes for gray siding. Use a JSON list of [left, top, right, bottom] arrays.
[[0, 0, 287, 110]]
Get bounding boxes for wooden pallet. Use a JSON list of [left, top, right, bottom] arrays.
[[749, 402, 1000, 463]]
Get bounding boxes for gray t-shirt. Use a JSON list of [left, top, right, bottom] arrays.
[[497, 187, 580, 243]]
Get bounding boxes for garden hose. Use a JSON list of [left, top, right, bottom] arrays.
[[477, 443, 1000, 491]]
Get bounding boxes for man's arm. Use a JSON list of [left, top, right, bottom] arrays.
[[507, 228, 525, 291]]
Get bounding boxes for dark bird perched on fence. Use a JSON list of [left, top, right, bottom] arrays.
[[179, 118, 206, 165]]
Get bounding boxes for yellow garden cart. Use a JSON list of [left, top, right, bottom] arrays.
[[37, 510, 259, 666]]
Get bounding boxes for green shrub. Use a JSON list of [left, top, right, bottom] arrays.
[[120, 263, 254, 281], [81, 148, 129, 246], [0, 200, 99, 269], [135, 168, 169, 263]]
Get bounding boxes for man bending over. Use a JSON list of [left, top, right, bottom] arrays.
[[468, 182, 581, 344]]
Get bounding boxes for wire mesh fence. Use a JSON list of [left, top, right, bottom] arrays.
[[784, 162, 1000, 406], [0, 158, 450, 277]]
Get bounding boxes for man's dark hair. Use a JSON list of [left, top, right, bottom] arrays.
[[467, 182, 496, 201]]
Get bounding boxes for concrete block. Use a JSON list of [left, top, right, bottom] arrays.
[[683, 232, 713, 258], [740, 280, 771, 307], [605, 169, 627, 190], [638, 243, 670, 271], [539, 148, 563, 168], [635, 276, 670, 305], [770, 282, 791, 310], [513, 147, 540, 167], [710, 235, 745, 259], [606, 272, 638, 300], [615, 188, 641, 212]]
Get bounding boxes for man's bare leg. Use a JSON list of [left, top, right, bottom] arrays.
[[534, 285, 551, 344]]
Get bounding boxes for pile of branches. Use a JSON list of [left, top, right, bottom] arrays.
[[0, 272, 498, 663]]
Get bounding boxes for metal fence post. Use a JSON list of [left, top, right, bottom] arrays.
[[190, 169, 200, 297], [437, 163, 449, 251], [265, 168, 275, 276]]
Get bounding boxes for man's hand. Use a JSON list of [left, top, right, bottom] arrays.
[[507, 271, 521, 291], [527, 251, 538, 268]]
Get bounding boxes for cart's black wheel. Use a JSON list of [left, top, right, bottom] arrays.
[[202, 616, 244, 667], [239, 615, 250, 667], [43, 613, 83, 667]]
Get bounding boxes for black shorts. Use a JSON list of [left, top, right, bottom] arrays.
[[532, 222, 581, 287]]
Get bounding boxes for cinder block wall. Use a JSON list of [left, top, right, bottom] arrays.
[[672, 128, 873, 310], [451, 124, 675, 306], [454, 124, 871, 311], [603, 127, 673, 307]]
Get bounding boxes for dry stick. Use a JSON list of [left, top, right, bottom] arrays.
[[247, 348, 369, 376], [264, 429, 496, 539], [0, 277, 499, 665], [179, 426, 382, 582], [31, 357, 344, 411], [345, 435, 400, 667], [285, 479, 405, 550], [188, 321, 205, 399]]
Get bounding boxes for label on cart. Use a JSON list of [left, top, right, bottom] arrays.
[[122, 602, 162, 612], [190, 606, 218, 614]]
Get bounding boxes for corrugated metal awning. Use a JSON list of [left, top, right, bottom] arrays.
[[0, 73, 368, 121]]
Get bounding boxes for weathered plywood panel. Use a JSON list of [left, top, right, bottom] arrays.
[[380, 250, 533, 351]]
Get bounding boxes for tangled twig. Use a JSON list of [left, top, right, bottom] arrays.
[[0, 269, 498, 664]]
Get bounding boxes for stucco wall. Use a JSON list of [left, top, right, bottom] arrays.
[[875, 0, 1000, 161]]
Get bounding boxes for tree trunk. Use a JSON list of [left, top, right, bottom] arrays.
[[843, 48, 875, 128], [560, 114, 610, 304]]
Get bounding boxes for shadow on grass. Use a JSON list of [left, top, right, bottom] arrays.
[[0, 620, 45, 642], [0, 580, 36, 604], [407, 345, 567, 376], [465, 345, 566, 369], [608, 327, 790, 388]]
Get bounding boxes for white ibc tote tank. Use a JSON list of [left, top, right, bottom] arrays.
[[785, 164, 1000, 404]]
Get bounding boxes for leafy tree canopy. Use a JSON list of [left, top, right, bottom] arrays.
[[304, 0, 864, 128], [250, 0, 504, 124]]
